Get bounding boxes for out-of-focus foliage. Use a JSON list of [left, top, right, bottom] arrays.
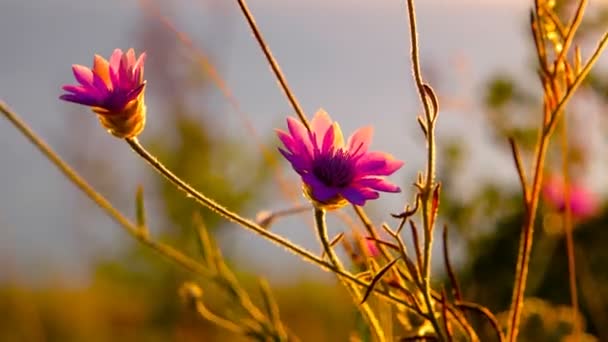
[[438, 1, 608, 341], [0, 6, 358, 341]]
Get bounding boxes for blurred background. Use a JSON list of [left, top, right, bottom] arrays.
[[1, 0, 608, 340]]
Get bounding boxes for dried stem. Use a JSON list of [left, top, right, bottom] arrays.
[[456, 301, 505, 342], [559, 114, 580, 337], [0, 101, 213, 278], [442, 225, 462, 302], [0, 101, 417, 311], [194, 300, 245, 334], [507, 17, 608, 342], [404, 0, 443, 339], [545, 32, 608, 135], [553, 0, 588, 75], [124, 137, 422, 310], [314, 208, 386, 342], [508, 137, 530, 208]]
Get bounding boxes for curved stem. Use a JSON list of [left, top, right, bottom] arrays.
[[124, 136, 416, 310], [404, 0, 444, 339], [0, 101, 212, 278], [314, 208, 385, 342], [0, 101, 415, 311], [507, 131, 550, 342], [194, 300, 245, 334]]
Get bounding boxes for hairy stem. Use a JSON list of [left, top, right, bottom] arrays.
[[0, 101, 213, 278], [314, 208, 385, 342], [124, 136, 417, 310], [0, 101, 416, 311], [404, 0, 444, 339]]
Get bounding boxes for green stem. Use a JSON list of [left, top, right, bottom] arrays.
[[314, 208, 386, 342]]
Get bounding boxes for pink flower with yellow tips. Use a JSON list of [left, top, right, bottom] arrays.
[[277, 109, 403, 209], [60, 48, 147, 138]]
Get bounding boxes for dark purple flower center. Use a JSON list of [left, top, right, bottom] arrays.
[[312, 149, 356, 188]]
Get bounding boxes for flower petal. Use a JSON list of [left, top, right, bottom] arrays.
[[279, 148, 310, 175], [62, 84, 104, 102], [310, 109, 333, 146], [303, 173, 339, 202], [62, 84, 90, 95], [133, 52, 147, 83], [72, 65, 94, 86], [570, 186, 597, 218], [118, 53, 130, 86], [321, 122, 336, 153], [356, 176, 401, 193], [125, 48, 136, 66], [59, 93, 99, 106], [109, 49, 123, 85], [356, 151, 404, 176], [341, 186, 379, 206], [332, 122, 344, 148], [125, 82, 146, 102], [93, 54, 111, 87], [347, 126, 373, 158], [286, 117, 313, 159]]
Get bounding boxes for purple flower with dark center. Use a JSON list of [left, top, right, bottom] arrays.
[[277, 109, 403, 209], [542, 175, 599, 220], [60, 48, 147, 138]]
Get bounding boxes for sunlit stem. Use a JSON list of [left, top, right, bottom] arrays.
[[314, 208, 386, 342], [404, 0, 444, 340], [123, 136, 419, 310], [507, 30, 608, 342], [559, 115, 580, 338], [0, 101, 214, 278]]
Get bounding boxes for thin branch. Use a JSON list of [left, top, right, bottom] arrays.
[[0, 101, 416, 311], [553, 0, 588, 76], [559, 112, 580, 337], [441, 290, 454, 342], [314, 208, 386, 342], [508, 30, 608, 342], [138, 0, 299, 202], [235, 0, 310, 131], [0, 101, 212, 278], [545, 32, 608, 135], [353, 205, 393, 263], [442, 225, 462, 302], [508, 137, 530, 208], [456, 301, 505, 342], [404, 1, 443, 339]]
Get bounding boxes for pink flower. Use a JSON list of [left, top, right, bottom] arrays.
[[60, 48, 147, 138], [364, 238, 380, 258], [542, 175, 598, 219], [277, 109, 403, 209]]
